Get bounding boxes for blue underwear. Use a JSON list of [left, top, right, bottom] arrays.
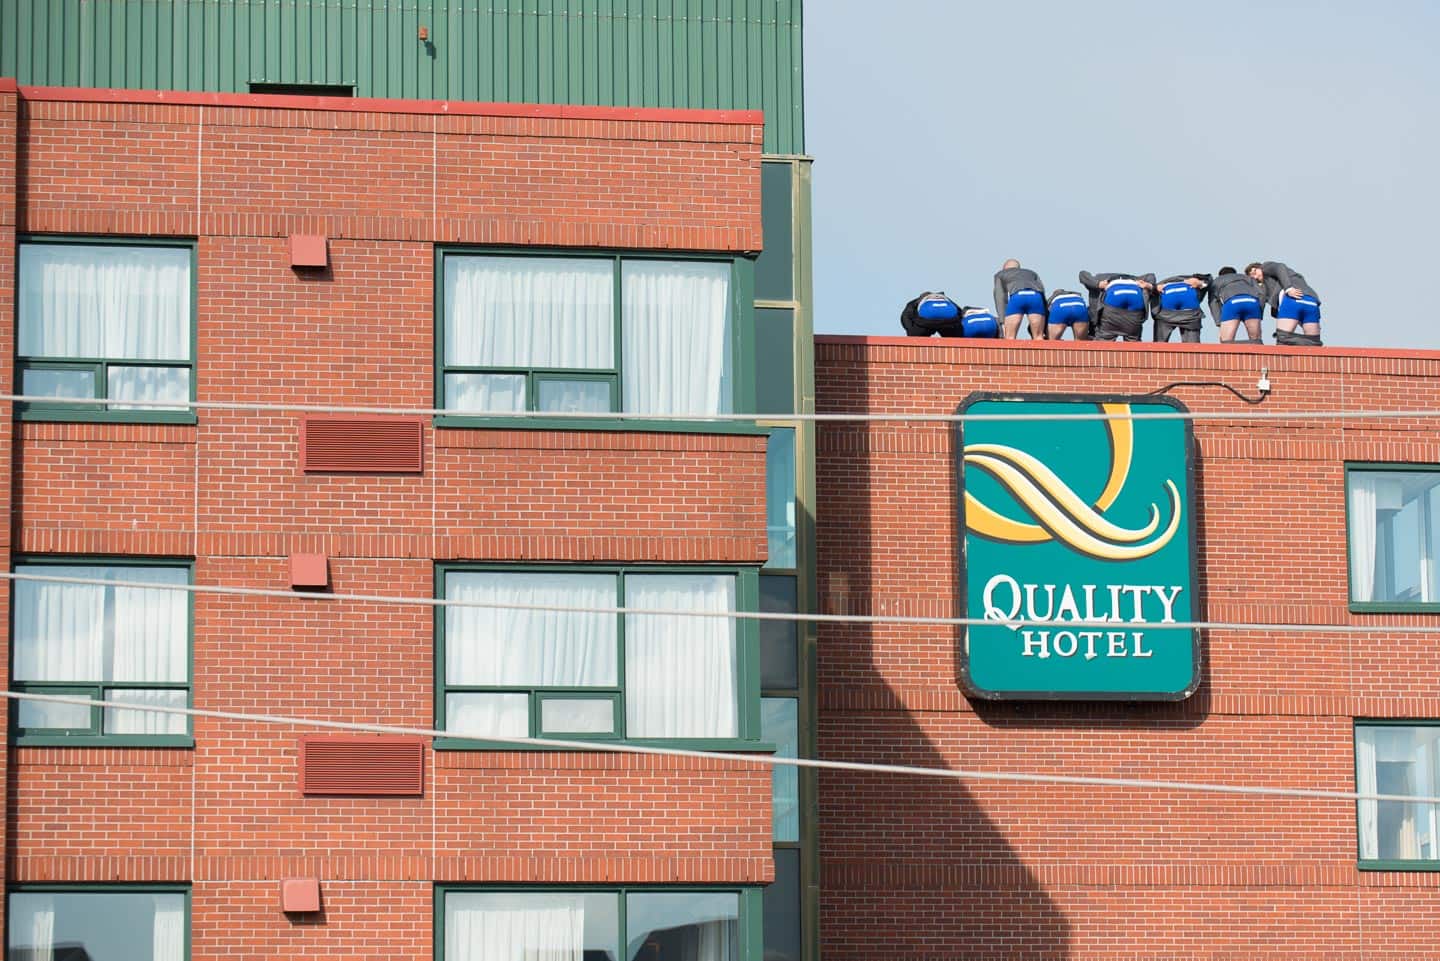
[[1276, 292, 1321, 325], [917, 296, 959, 321], [1047, 296, 1090, 326], [1219, 295, 1262, 322], [962, 311, 1000, 338], [1004, 289, 1047, 317], [1158, 283, 1201, 312], [1102, 282, 1145, 312]]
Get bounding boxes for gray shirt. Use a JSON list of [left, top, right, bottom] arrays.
[[993, 267, 1046, 317], [1258, 261, 1320, 309], [1206, 272, 1264, 322]]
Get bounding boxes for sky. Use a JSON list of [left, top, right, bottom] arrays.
[[804, 0, 1440, 348]]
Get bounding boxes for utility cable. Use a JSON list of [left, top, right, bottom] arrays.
[[5, 571, 1437, 635], [6, 690, 1436, 806], [4, 393, 1436, 425]]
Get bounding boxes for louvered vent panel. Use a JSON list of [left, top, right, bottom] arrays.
[[300, 416, 423, 473], [299, 735, 425, 796]]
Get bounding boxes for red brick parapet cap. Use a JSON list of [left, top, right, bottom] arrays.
[[5, 77, 763, 126], [817, 334, 1440, 363]]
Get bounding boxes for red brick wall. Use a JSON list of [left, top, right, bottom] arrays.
[[2, 85, 770, 954], [816, 336, 1440, 960], [0, 77, 17, 937]]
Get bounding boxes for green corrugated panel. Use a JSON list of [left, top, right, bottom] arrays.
[[0, 0, 803, 152]]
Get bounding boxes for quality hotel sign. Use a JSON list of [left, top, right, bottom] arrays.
[[957, 393, 1198, 700]]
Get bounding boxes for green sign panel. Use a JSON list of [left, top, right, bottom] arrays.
[[958, 393, 1198, 700]]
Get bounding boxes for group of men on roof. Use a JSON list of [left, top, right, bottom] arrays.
[[902, 260, 1323, 346]]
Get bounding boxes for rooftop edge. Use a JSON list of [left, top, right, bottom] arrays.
[[5, 78, 765, 126], [815, 334, 1440, 363]]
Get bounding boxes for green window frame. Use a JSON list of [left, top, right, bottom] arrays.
[[10, 556, 195, 747], [436, 885, 763, 960], [433, 247, 760, 434], [16, 236, 198, 425], [1355, 719, 1440, 871], [7, 885, 191, 960], [1344, 462, 1440, 613], [434, 564, 762, 750]]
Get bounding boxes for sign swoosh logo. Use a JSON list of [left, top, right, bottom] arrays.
[[964, 403, 1181, 561]]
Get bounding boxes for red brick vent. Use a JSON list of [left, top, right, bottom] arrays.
[[298, 735, 425, 796], [300, 416, 424, 473]]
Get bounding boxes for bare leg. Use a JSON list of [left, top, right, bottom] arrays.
[[1244, 318, 1263, 341], [1003, 314, 1023, 338], [1275, 318, 1298, 334], [1047, 324, 1068, 341], [1218, 319, 1240, 342], [1073, 321, 1091, 340], [1027, 314, 1045, 338]]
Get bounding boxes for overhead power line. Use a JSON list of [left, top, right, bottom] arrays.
[[6, 393, 1440, 424], [6, 689, 1432, 807], [5, 571, 1435, 636]]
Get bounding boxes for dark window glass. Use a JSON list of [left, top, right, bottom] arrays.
[[626, 892, 739, 961], [248, 82, 354, 96], [759, 575, 799, 689], [755, 162, 795, 302], [8, 891, 186, 961], [755, 307, 796, 416], [763, 848, 802, 961]]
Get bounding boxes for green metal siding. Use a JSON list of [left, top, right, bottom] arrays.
[[0, 0, 804, 153]]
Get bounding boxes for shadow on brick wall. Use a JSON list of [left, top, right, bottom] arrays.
[[814, 355, 1072, 961]]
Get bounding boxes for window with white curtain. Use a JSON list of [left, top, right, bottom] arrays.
[[1347, 466, 1440, 607], [440, 252, 734, 418], [11, 561, 191, 742], [17, 240, 195, 419], [441, 567, 751, 742], [1356, 724, 1440, 864], [7, 888, 187, 961], [441, 888, 744, 961]]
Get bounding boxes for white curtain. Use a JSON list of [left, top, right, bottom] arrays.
[[112, 568, 189, 683], [446, 692, 530, 738], [1357, 729, 1379, 860], [625, 574, 737, 738], [108, 689, 188, 736], [18, 244, 191, 360], [152, 896, 185, 961], [621, 261, 732, 416], [691, 921, 739, 961], [109, 365, 190, 408], [447, 573, 617, 687], [445, 256, 614, 370], [447, 894, 585, 961], [13, 565, 187, 734], [9, 894, 55, 961], [13, 567, 106, 682], [1348, 475, 1379, 601], [445, 373, 526, 413]]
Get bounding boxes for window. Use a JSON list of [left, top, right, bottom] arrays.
[[765, 429, 797, 569], [1356, 723, 1440, 867], [7, 887, 188, 961], [1347, 464, 1440, 608], [438, 251, 738, 419], [439, 888, 757, 961], [438, 567, 758, 744], [761, 697, 798, 842], [248, 82, 354, 96], [11, 560, 192, 744], [17, 239, 195, 422]]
